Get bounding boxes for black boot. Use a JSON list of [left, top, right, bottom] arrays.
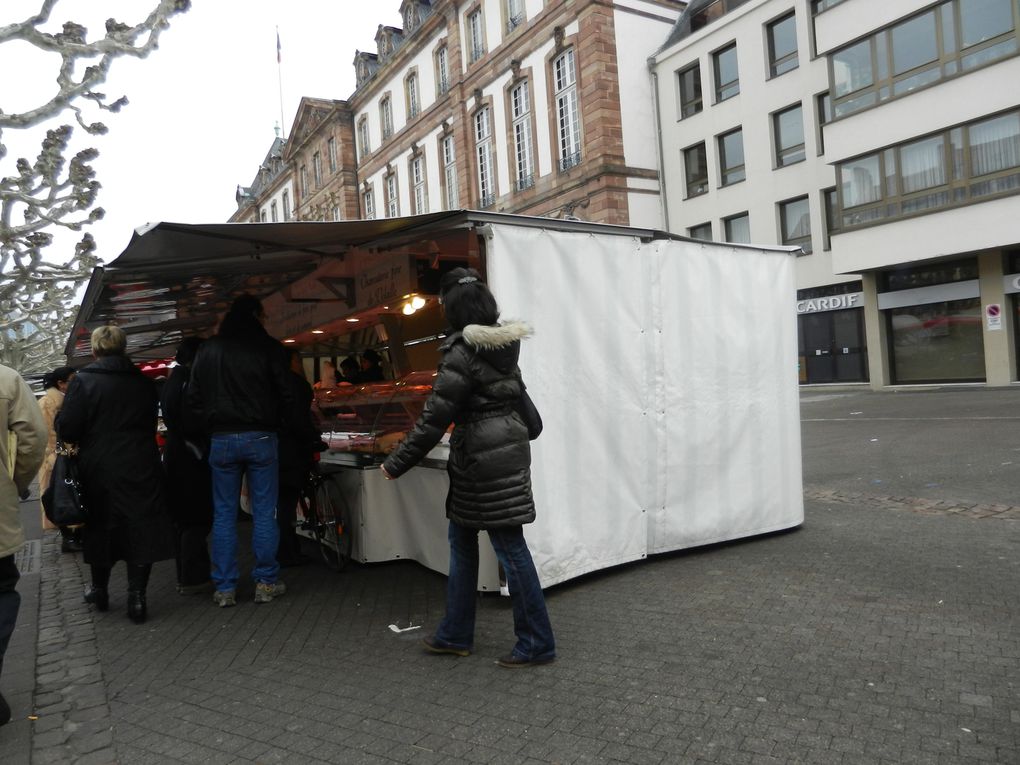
[[60, 527, 83, 553], [127, 590, 147, 624], [83, 586, 109, 611]]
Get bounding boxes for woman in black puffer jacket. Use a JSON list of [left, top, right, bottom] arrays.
[[382, 268, 555, 668]]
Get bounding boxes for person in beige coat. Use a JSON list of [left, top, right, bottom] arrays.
[[0, 362, 47, 726], [38, 367, 81, 552]]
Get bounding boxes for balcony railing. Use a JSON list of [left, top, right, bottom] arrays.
[[559, 151, 581, 172], [506, 14, 525, 34], [479, 193, 496, 209], [515, 174, 534, 192]]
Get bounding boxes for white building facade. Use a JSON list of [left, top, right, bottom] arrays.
[[652, 0, 1020, 387]]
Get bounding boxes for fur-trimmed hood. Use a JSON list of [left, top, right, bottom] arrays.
[[462, 320, 533, 350], [440, 320, 532, 375]]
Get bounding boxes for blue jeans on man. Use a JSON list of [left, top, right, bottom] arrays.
[[208, 432, 280, 592], [434, 522, 556, 662]]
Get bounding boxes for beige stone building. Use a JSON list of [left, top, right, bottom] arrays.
[[232, 0, 684, 228]]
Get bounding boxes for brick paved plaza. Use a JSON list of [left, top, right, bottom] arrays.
[[2, 387, 1018, 764]]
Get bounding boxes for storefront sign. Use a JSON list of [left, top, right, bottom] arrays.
[[796, 292, 863, 314], [985, 303, 1002, 331], [355, 254, 414, 313]]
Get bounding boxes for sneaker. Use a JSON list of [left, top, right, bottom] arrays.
[[212, 590, 236, 608], [254, 581, 286, 604], [421, 636, 470, 657], [495, 653, 555, 668]]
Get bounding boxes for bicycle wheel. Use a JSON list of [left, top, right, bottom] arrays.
[[310, 478, 351, 571]]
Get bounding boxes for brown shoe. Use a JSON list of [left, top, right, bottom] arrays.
[[422, 636, 470, 657]]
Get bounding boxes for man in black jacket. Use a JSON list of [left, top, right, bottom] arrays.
[[189, 295, 294, 607]]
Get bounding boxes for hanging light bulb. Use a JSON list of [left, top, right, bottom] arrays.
[[402, 303, 415, 315], [410, 295, 425, 310]]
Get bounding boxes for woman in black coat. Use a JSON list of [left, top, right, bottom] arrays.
[[160, 337, 214, 592], [382, 268, 555, 668], [58, 325, 174, 624]]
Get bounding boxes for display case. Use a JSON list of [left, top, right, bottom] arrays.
[[314, 370, 448, 468]]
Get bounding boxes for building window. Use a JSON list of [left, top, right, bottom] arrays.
[[357, 118, 370, 161], [837, 108, 1020, 230], [816, 92, 832, 155], [299, 165, 308, 197], [683, 142, 708, 198], [713, 43, 739, 102], [385, 173, 399, 218], [332, 205, 342, 222], [411, 156, 428, 214], [780, 196, 812, 254], [270, 201, 278, 222], [380, 97, 393, 140], [822, 187, 839, 250], [554, 48, 582, 171], [282, 190, 291, 221], [363, 188, 375, 219], [773, 103, 805, 167], [403, 3, 417, 32], [436, 46, 450, 95], [442, 134, 459, 209], [406, 73, 420, 119], [510, 80, 535, 191], [811, 0, 846, 12], [767, 12, 799, 77], [677, 62, 702, 118], [312, 152, 322, 187], [718, 128, 745, 185], [468, 9, 486, 63], [327, 137, 337, 173], [506, 0, 525, 34], [474, 106, 496, 207], [689, 222, 712, 241], [831, 0, 1019, 119], [260, 209, 267, 222], [723, 212, 751, 244]]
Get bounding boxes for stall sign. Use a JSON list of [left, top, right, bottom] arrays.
[[355, 254, 414, 312]]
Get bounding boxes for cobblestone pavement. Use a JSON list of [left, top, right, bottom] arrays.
[[6, 494, 1016, 765], [2, 383, 1019, 764]]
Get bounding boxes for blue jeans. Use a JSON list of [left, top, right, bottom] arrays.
[[434, 522, 556, 661], [209, 432, 280, 592]]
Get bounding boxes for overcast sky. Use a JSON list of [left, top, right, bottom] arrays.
[[3, 1, 399, 263]]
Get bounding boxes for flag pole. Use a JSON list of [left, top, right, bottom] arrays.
[[276, 26, 286, 138]]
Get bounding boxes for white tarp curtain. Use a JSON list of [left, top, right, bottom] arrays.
[[486, 224, 803, 588]]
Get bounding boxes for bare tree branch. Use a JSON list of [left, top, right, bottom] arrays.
[[0, 1, 190, 373]]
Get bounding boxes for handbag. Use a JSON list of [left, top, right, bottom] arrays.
[[41, 444, 87, 526], [515, 385, 543, 441]]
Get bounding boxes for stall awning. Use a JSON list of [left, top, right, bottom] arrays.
[[65, 212, 473, 362], [64, 211, 688, 362]]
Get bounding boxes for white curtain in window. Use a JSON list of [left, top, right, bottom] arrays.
[[900, 136, 945, 193], [970, 113, 1020, 176], [841, 156, 881, 207]]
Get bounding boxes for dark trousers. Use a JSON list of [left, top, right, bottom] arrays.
[[90, 563, 152, 593], [0, 555, 21, 682], [174, 523, 211, 587]]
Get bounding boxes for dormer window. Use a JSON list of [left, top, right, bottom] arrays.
[[404, 5, 417, 32]]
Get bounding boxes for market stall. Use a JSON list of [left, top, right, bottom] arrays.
[[66, 211, 804, 590]]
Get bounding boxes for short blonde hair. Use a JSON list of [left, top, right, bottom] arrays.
[[91, 325, 127, 357]]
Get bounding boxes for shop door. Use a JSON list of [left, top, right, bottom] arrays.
[[799, 309, 867, 383]]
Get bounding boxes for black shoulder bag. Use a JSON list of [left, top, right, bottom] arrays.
[[41, 441, 88, 527], [515, 378, 543, 441]]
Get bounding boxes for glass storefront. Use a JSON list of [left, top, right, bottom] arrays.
[[797, 282, 868, 384], [888, 297, 985, 382]]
